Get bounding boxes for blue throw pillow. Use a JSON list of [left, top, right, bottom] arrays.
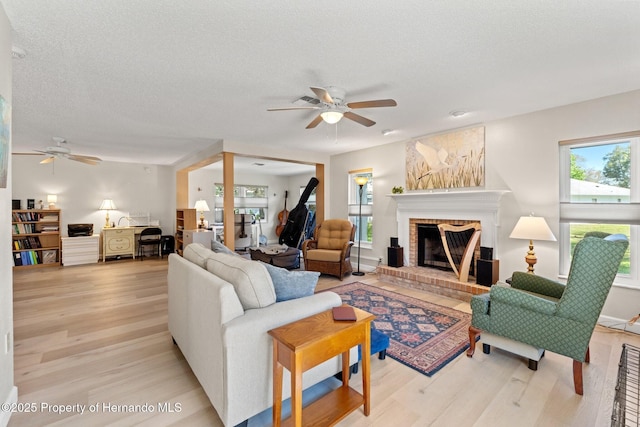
[[211, 239, 237, 256], [263, 263, 320, 302]]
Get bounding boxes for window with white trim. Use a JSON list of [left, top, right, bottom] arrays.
[[559, 132, 638, 285], [348, 169, 373, 247], [213, 183, 268, 223]]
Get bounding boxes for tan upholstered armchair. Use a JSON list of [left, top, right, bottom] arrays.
[[301, 219, 355, 280]]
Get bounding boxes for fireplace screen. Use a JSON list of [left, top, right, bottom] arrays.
[[417, 223, 476, 276]]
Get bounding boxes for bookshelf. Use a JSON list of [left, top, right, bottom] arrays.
[[175, 208, 196, 255], [11, 209, 61, 268]]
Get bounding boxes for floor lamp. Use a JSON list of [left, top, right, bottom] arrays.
[[352, 176, 369, 276]]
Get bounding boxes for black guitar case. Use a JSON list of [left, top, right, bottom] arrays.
[[279, 177, 319, 247]]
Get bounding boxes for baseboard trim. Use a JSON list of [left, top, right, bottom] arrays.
[[599, 315, 640, 335], [1, 386, 18, 427]]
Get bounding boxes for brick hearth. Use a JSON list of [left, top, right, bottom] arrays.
[[376, 265, 490, 302]]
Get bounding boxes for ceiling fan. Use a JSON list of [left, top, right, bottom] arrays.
[[35, 137, 102, 165], [268, 86, 397, 129]]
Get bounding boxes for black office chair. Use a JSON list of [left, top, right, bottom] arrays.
[[138, 227, 162, 260]]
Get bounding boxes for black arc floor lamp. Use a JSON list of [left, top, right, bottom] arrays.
[[352, 175, 369, 276]]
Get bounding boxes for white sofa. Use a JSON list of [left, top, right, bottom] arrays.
[[168, 243, 357, 427]]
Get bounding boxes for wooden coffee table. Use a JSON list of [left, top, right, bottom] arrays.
[[268, 306, 375, 427]]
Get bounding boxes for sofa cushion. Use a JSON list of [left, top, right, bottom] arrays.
[[317, 219, 353, 250], [183, 243, 214, 268], [305, 248, 342, 262], [206, 253, 276, 310], [263, 263, 320, 302]]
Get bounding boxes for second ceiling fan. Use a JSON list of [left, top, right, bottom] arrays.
[[268, 86, 397, 129]]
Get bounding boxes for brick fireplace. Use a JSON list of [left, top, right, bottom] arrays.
[[377, 190, 509, 301]]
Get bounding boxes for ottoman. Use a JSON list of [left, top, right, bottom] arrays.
[[352, 327, 390, 374], [249, 246, 300, 269]]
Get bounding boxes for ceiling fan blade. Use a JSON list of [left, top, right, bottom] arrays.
[[343, 111, 376, 127], [267, 106, 320, 111], [68, 156, 99, 165], [68, 154, 101, 164], [40, 156, 55, 164], [305, 115, 324, 129], [310, 87, 334, 104], [69, 153, 102, 161], [347, 99, 397, 109]]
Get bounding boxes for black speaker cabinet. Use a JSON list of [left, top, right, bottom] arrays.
[[480, 246, 493, 260], [388, 247, 403, 268], [476, 259, 499, 286]]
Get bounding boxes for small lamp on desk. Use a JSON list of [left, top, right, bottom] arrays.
[[194, 200, 210, 229], [99, 199, 117, 228], [509, 215, 556, 274]]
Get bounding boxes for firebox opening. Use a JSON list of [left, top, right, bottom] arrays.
[[416, 223, 476, 276]]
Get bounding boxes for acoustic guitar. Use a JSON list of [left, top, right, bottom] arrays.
[[275, 191, 289, 236]]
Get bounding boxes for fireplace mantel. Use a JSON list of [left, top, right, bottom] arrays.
[[388, 190, 510, 265]]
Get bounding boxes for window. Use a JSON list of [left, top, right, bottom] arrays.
[[559, 132, 639, 285], [299, 185, 316, 215], [348, 169, 373, 247], [214, 183, 269, 223]]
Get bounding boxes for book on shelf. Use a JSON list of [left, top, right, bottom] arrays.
[[13, 223, 36, 234]]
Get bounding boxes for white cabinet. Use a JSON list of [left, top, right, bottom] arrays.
[[61, 235, 100, 266], [183, 229, 214, 248], [102, 227, 136, 261]]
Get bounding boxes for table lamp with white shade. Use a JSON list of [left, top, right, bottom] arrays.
[[509, 215, 556, 274], [47, 194, 57, 209], [194, 200, 210, 228], [99, 199, 117, 228]]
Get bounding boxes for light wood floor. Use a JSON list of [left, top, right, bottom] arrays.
[[9, 258, 640, 426]]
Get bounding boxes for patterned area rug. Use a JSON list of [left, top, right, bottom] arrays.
[[329, 282, 472, 377]]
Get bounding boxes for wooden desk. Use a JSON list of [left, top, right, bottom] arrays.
[[268, 306, 375, 427], [101, 227, 136, 261]]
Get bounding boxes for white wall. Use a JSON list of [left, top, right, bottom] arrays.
[[0, 4, 16, 425], [330, 89, 640, 321], [330, 142, 405, 263], [12, 156, 175, 236]]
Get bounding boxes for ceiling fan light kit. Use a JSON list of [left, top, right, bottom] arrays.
[[268, 86, 397, 129], [320, 111, 343, 124]]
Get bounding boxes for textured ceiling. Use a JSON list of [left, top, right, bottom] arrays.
[[4, 1, 640, 167]]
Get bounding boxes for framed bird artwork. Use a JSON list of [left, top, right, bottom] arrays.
[[405, 126, 485, 190]]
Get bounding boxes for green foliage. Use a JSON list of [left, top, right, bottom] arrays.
[[570, 224, 630, 274], [602, 145, 630, 188], [570, 153, 586, 180]]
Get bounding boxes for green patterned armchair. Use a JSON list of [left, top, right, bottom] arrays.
[[467, 235, 628, 395]]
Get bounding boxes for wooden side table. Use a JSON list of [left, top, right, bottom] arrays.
[[268, 306, 375, 427]]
